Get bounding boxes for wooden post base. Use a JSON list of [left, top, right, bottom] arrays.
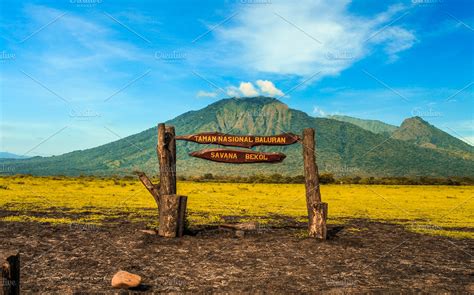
[[1, 251, 20, 295], [309, 202, 328, 239], [158, 195, 187, 238]]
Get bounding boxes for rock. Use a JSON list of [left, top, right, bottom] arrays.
[[111, 271, 142, 289], [139, 229, 157, 235], [235, 230, 245, 238]]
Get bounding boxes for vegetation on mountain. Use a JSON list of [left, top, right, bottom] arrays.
[[328, 115, 398, 135], [1, 97, 472, 177], [392, 116, 474, 160]]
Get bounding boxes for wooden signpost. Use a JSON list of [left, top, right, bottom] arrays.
[[176, 132, 299, 148], [138, 123, 327, 240], [189, 148, 286, 164]]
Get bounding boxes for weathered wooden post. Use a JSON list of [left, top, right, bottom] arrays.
[[157, 124, 187, 238], [157, 124, 176, 196], [137, 123, 187, 238], [1, 251, 20, 295], [309, 202, 328, 239], [302, 128, 328, 239], [159, 194, 187, 238]]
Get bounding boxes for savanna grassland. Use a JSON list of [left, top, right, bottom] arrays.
[[1, 175, 473, 293], [1, 175, 472, 238]]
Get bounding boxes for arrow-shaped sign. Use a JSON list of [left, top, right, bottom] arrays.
[[176, 132, 299, 148], [189, 148, 286, 164]]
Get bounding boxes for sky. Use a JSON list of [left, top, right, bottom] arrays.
[[0, 0, 473, 156]]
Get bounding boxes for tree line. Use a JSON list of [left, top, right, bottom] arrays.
[[5, 173, 473, 185], [178, 173, 474, 185]]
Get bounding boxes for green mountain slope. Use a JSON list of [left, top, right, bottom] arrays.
[[1, 97, 473, 177], [328, 115, 398, 134], [392, 116, 474, 160]]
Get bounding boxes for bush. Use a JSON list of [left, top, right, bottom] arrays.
[[319, 173, 335, 184], [203, 173, 214, 180]]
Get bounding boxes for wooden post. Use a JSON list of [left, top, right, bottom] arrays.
[[302, 128, 327, 239], [309, 202, 328, 239], [157, 124, 176, 196], [1, 251, 19, 295], [137, 123, 186, 237], [156, 124, 186, 237], [158, 194, 187, 237]]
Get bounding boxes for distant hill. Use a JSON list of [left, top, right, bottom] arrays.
[[1, 97, 473, 177], [328, 115, 473, 160], [392, 117, 474, 160], [328, 115, 398, 134], [0, 152, 29, 159]]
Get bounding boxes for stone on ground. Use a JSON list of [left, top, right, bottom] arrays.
[[111, 270, 142, 289]]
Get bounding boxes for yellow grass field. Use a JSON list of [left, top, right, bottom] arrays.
[[0, 176, 473, 239]]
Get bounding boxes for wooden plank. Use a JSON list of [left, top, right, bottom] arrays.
[[220, 222, 257, 231], [176, 132, 300, 148], [189, 148, 286, 164], [1, 251, 20, 295]]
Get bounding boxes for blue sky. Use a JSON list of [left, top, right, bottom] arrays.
[[0, 0, 473, 156]]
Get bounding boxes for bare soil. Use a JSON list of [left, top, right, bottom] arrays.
[[1, 211, 473, 294]]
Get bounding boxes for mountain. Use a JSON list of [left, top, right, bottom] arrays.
[[328, 115, 398, 135], [1, 97, 473, 177], [327, 115, 473, 160], [0, 152, 29, 159], [392, 117, 474, 160]]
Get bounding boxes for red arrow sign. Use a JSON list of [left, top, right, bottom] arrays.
[[189, 148, 286, 164], [176, 132, 299, 148]]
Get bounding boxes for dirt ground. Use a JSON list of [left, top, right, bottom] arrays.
[[0, 212, 473, 294]]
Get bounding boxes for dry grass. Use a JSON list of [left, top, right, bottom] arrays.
[[0, 176, 472, 238]]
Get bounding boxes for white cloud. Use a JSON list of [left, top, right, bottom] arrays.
[[196, 90, 217, 98], [226, 86, 240, 97], [313, 106, 327, 117], [23, 5, 146, 70], [371, 27, 417, 62], [239, 82, 259, 96], [215, 0, 416, 78], [199, 80, 285, 98], [256, 80, 284, 97]]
